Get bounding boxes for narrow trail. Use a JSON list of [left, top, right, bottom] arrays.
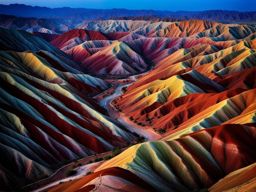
[[99, 82, 160, 141], [24, 148, 127, 192]]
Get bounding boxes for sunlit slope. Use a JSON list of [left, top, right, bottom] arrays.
[[52, 124, 256, 192], [209, 162, 256, 192], [114, 70, 223, 112], [97, 124, 256, 191], [163, 88, 256, 140], [114, 35, 256, 134], [0, 29, 136, 189]]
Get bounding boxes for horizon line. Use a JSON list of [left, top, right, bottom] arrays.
[[1, 3, 256, 13]]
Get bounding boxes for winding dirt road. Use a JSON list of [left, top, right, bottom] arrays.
[[100, 83, 160, 141]]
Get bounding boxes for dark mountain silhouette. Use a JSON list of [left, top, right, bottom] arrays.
[[1, 4, 256, 23]]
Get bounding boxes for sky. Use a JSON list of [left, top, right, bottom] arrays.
[[2, 0, 256, 11]]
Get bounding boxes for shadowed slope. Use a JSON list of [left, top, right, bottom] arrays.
[[0, 27, 62, 53], [0, 28, 136, 190]]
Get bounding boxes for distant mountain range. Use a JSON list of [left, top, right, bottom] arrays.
[[1, 4, 256, 23]]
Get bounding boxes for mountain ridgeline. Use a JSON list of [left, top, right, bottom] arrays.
[[1, 4, 256, 23]]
